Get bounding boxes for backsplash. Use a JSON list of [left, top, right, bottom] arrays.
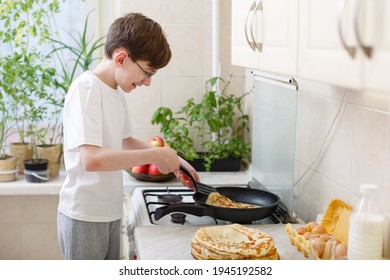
[[292, 79, 390, 222]]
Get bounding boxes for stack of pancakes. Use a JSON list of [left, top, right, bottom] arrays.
[[191, 224, 279, 260]]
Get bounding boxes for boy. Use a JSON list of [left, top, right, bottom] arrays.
[[57, 13, 199, 260]]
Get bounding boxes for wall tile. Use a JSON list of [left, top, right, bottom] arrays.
[[0, 196, 21, 223], [125, 78, 162, 129], [296, 90, 327, 172], [21, 224, 63, 260], [163, 25, 205, 77], [0, 224, 20, 260], [161, 77, 204, 112], [163, 0, 205, 25], [21, 196, 58, 223], [321, 99, 353, 189], [350, 105, 389, 194], [295, 164, 323, 222], [118, 0, 163, 22]]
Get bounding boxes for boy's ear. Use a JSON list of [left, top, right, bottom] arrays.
[[114, 50, 128, 65]]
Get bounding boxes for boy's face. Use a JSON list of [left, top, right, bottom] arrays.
[[113, 49, 156, 93]]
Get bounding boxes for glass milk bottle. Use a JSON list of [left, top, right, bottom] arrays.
[[348, 184, 385, 260], [383, 189, 390, 259]]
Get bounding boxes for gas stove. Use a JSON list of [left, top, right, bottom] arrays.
[[125, 181, 292, 259]]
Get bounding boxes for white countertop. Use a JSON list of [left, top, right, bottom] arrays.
[[0, 171, 67, 195], [134, 224, 306, 260], [0, 168, 251, 195], [123, 168, 252, 192]]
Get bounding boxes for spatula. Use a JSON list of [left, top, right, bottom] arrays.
[[179, 165, 218, 195]]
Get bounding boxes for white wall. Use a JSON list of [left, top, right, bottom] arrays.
[[293, 80, 390, 223]]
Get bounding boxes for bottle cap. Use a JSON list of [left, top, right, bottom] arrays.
[[360, 184, 378, 194]]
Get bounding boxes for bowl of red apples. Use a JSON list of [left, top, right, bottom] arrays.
[[125, 136, 175, 182]]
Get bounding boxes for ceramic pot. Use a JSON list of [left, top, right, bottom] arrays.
[[0, 154, 17, 182], [37, 144, 62, 178], [9, 143, 33, 175]]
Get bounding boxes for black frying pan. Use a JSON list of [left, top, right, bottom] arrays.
[[154, 166, 281, 223]]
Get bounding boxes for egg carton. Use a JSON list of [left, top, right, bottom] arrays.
[[285, 223, 310, 258], [285, 199, 352, 259]]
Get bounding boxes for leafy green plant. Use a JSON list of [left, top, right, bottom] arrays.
[[43, 9, 105, 145], [47, 9, 105, 96], [152, 76, 252, 171], [0, 0, 61, 157], [0, 89, 16, 159]]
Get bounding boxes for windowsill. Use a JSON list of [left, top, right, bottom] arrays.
[[0, 170, 67, 195]]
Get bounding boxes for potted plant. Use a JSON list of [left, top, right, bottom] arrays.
[[0, 0, 61, 178], [151, 76, 252, 171], [0, 87, 17, 182]]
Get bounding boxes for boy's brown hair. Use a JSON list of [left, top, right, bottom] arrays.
[[105, 13, 171, 70]]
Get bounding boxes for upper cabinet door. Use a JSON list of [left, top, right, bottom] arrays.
[[231, 0, 298, 75], [298, 0, 363, 89], [231, 0, 261, 69], [363, 0, 390, 92], [299, 0, 390, 91], [260, 0, 298, 75]]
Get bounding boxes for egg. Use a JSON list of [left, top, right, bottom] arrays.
[[296, 227, 307, 235], [311, 237, 325, 257], [311, 224, 327, 234], [305, 221, 318, 231], [303, 231, 312, 240], [335, 243, 348, 259], [321, 239, 336, 259]]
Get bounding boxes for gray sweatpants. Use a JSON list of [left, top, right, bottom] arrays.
[[57, 211, 121, 260]]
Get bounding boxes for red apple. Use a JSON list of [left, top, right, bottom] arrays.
[[131, 164, 149, 174], [148, 163, 163, 175], [147, 136, 164, 147]]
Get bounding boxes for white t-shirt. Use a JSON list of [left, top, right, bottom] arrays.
[[58, 71, 133, 222]]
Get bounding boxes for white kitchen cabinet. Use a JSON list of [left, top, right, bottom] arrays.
[[231, 0, 298, 75], [298, 0, 390, 92], [363, 0, 390, 92]]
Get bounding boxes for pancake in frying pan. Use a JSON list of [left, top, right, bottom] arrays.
[[205, 192, 260, 208]]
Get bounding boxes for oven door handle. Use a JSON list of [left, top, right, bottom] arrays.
[[154, 204, 215, 220]]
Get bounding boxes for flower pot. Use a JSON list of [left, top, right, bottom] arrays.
[[23, 159, 49, 183], [0, 154, 17, 182], [37, 144, 62, 178], [187, 157, 242, 172], [9, 143, 33, 175]]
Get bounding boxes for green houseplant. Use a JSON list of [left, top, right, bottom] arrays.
[[0, 85, 17, 182], [151, 76, 252, 171], [0, 0, 61, 177]]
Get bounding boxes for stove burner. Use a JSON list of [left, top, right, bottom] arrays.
[[158, 194, 183, 203], [170, 213, 186, 224]]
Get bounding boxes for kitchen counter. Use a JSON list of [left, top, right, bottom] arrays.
[[0, 171, 67, 195], [123, 168, 252, 193], [0, 166, 251, 195], [134, 224, 306, 260]]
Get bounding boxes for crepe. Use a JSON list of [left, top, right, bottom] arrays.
[[205, 192, 259, 208], [191, 224, 279, 260]]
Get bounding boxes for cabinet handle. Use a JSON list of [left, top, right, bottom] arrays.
[[244, 1, 257, 51], [250, 0, 263, 52], [354, 0, 373, 58], [338, 0, 357, 58]]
